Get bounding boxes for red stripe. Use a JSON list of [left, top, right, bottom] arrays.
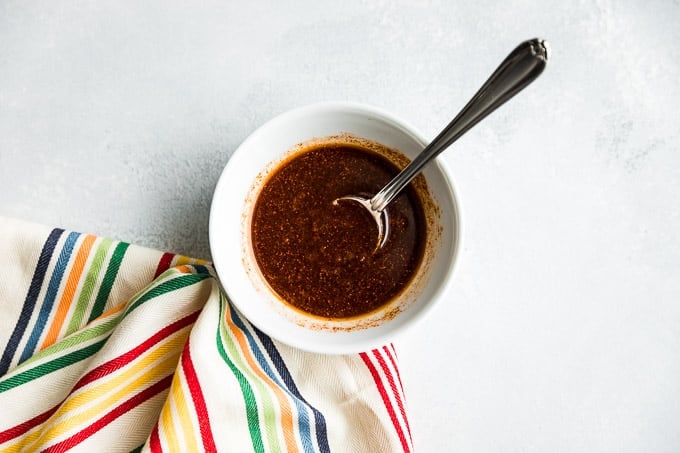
[[374, 348, 412, 439], [360, 351, 410, 453], [43, 375, 173, 452], [383, 345, 405, 393], [0, 404, 60, 443], [181, 343, 216, 451], [73, 311, 199, 392], [0, 313, 198, 444], [149, 423, 163, 452], [153, 253, 175, 279]]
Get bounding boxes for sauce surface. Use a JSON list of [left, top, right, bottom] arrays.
[[251, 143, 426, 319]]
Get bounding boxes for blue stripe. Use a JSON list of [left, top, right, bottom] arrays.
[[229, 307, 316, 453], [19, 231, 80, 362], [252, 325, 331, 453], [192, 264, 211, 276], [0, 228, 64, 376]]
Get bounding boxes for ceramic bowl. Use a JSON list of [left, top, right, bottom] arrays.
[[209, 102, 461, 354]]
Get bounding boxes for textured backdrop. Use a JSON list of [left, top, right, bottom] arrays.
[[1, 1, 679, 451]]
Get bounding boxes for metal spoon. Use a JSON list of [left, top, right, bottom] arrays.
[[335, 38, 549, 251]]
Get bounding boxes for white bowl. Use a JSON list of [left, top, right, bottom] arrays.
[[209, 102, 461, 354]]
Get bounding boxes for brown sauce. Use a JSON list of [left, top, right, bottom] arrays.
[[251, 143, 426, 319]]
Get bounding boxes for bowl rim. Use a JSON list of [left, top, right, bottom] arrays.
[[209, 101, 463, 354]]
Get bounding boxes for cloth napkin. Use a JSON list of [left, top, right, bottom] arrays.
[[0, 217, 412, 452]]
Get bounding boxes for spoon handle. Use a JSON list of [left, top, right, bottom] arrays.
[[370, 38, 549, 212]]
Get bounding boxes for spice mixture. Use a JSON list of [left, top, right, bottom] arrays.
[[251, 143, 426, 319]]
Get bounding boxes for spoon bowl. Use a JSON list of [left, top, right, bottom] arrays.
[[333, 195, 390, 251]]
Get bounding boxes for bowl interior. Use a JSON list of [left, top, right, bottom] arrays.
[[209, 103, 460, 354]]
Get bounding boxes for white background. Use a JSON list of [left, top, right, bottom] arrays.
[[1, 1, 679, 451]]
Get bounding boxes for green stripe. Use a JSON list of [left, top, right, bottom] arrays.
[[66, 238, 114, 334], [0, 339, 106, 393], [126, 272, 211, 315], [16, 315, 119, 369], [6, 270, 211, 392], [129, 445, 144, 453], [217, 293, 265, 453], [224, 310, 281, 453], [88, 241, 129, 322]]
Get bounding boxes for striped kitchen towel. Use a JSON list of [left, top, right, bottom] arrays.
[[0, 217, 412, 452]]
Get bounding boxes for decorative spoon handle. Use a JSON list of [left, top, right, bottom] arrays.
[[370, 38, 549, 212]]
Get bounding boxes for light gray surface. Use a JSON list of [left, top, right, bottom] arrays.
[[1, 1, 679, 451]]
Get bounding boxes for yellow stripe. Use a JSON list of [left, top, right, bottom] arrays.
[[31, 353, 179, 450], [170, 370, 198, 449], [0, 439, 22, 452], [174, 255, 192, 266], [156, 364, 200, 451], [173, 256, 208, 266], [57, 328, 186, 415], [159, 382, 181, 451], [25, 329, 188, 450], [0, 425, 41, 453]]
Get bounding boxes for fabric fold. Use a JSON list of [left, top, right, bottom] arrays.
[[0, 217, 412, 452]]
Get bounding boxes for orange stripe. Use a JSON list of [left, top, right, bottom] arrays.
[[41, 235, 97, 349], [226, 308, 299, 453], [174, 265, 192, 274], [96, 302, 126, 320]]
